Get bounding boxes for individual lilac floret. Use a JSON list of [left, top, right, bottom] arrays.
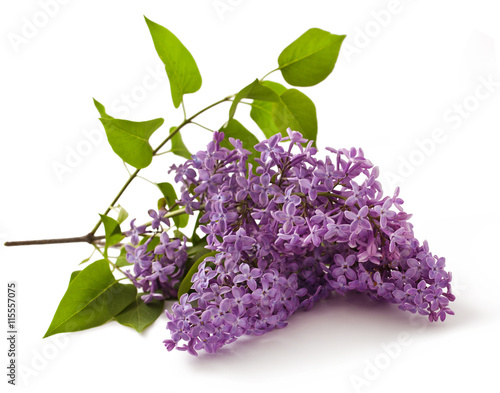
[[148, 208, 170, 230]]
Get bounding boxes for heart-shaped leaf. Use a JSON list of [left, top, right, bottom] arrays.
[[94, 99, 163, 169]]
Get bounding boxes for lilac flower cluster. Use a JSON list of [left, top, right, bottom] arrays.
[[128, 129, 455, 355], [124, 218, 189, 302]]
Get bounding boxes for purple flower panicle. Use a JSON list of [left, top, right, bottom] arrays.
[[126, 128, 454, 355]]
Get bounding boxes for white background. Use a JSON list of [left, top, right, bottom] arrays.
[[1, 1, 499, 392]]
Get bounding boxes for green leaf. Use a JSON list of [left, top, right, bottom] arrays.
[[100, 214, 124, 254], [138, 234, 161, 253], [169, 127, 192, 160], [147, 237, 161, 252], [94, 99, 164, 169], [157, 182, 177, 206], [156, 182, 189, 228], [174, 229, 186, 239], [250, 81, 287, 138], [219, 119, 260, 171], [187, 236, 208, 258], [100, 118, 163, 169], [93, 98, 111, 119], [178, 251, 217, 299], [278, 28, 345, 87], [44, 260, 137, 337], [79, 255, 92, 265], [137, 234, 161, 253], [116, 247, 132, 267], [69, 270, 81, 284], [116, 205, 129, 225], [271, 88, 318, 146], [229, 79, 279, 120], [145, 17, 202, 108], [157, 197, 167, 211], [114, 294, 164, 333]]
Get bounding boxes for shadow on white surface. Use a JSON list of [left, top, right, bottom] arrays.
[[185, 291, 475, 377]]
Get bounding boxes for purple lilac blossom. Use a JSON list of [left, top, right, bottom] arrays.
[[124, 223, 189, 302], [125, 128, 455, 356]]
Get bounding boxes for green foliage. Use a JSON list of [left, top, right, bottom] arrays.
[[272, 89, 318, 146], [99, 214, 124, 255], [139, 234, 161, 253], [250, 83, 318, 145], [94, 99, 164, 169], [169, 127, 192, 160], [178, 251, 217, 298], [69, 270, 81, 283], [79, 255, 92, 265], [229, 79, 279, 120], [186, 237, 209, 271], [116, 247, 132, 267], [99, 118, 164, 169], [187, 236, 208, 259], [250, 81, 287, 138], [44, 260, 137, 337], [115, 205, 129, 225], [38, 22, 346, 340], [271, 89, 318, 146], [93, 99, 111, 119], [114, 295, 164, 333], [145, 17, 202, 108], [278, 28, 345, 87]]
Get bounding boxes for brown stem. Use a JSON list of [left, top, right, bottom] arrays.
[[4, 233, 105, 247], [4, 206, 192, 247]]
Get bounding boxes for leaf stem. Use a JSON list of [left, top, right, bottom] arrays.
[[191, 121, 215, 132], [137, 175, 157, 186], [260, 68, 279, 82], [181, 100, 187, 121], [153, 95, 234, 155], [93, 244, 129, 278], [90, 169, 140, 235]]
